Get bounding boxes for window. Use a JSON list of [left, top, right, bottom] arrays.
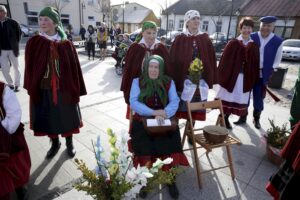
[[179, 20, 184, 30], [60, 14, 70, 26], [27, 11, 38, 26], [168, 19, 174, 30], [216, 21, 222, 32], [274, 26, 293, 39], [202, 21, 209, 32], [88, 16, 95, 21]]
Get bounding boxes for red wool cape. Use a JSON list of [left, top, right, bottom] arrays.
[[24, 35, 87, 104], [218, 39, 260, 93], [169, 33, 218, 92]]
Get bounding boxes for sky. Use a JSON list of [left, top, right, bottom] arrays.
[[110, 0, 179, 17]]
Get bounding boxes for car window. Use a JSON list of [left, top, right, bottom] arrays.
[[283, 40, 300, 48]]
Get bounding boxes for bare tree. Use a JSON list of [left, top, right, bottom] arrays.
[[44, 0, 70, 14], [94, 0, 111, 24]]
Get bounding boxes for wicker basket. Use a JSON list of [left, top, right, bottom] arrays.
[[266, 144, 284, 166], [203, 125, 228, 144]]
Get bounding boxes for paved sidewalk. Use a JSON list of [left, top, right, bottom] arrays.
[[50, 97, 287, 200], [2, 45, 289, 199]]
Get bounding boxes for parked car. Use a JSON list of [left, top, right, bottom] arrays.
[[282, 39, 300, 61], [19, 23, 34, 37], [159, 30, 181, 45], [209, 32, 233, 52]]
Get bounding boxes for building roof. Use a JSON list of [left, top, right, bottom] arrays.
[[163, 0, 249, 16], [116, 9, 151, 23], [239, 0, 300, 17]]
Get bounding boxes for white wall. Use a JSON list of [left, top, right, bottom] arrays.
[[3, 0, 103, 35], [161, 14, 238, 36]]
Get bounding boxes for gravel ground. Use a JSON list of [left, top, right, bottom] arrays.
[[264, 60, 300, 108]]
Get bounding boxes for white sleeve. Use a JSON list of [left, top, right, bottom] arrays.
[[1, 86, 21, 134], [272, 43, 283, 69]]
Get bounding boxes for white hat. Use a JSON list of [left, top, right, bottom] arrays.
[[183, 10, 201, 33]]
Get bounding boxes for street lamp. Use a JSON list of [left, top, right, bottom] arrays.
[[81, 1, 86, 25], [227, 0, 233, 42], [122, 1, 129, 33]]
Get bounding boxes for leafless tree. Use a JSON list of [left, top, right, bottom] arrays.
[[94, 0, 111, 24]]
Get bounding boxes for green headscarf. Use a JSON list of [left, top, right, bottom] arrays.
[[39, 7, 67, 40], [138, 55, 171, 106], [135, 21, 157, 42]]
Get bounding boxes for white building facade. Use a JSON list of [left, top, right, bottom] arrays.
[[0, 0, 106, 35], [161, 13, 238, 37]]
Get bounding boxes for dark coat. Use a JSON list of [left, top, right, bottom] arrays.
[[0, 18, 21, 57]]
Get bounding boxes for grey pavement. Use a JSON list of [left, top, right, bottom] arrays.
[[1, 42, 292, 200]]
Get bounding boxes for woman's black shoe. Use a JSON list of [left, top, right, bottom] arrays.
[[168, 183, 179, 199], [46, 138, 61, 159], [224, 115, 232, 129], [233, 115, 247, 125], [66, 136, 76, 157]]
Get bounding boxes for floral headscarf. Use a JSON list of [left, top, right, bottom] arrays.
[[183, 10, 201, 33]]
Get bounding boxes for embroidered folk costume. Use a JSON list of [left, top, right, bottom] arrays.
[[129, 55, 188, 198], [250, 16, 283, 129], [24, 7, 87, 158], [216, 17, 259, 128], [170, 10, 217, 121]]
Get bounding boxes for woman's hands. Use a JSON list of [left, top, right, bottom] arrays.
[[153, 109, 167, 126], [153, 109, 167, 118]]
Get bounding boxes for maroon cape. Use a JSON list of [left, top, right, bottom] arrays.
[[120, 42, 171, 104], [170, 33, 217, 91], [0, 83, 31, 197], [218, 39, 259, 93], [24, 35, 87, 104]]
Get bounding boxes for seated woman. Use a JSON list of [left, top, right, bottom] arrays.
[[0, 82, 31, 200], [129, 55, 189, 199]]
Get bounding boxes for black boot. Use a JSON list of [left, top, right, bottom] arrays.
[[168, 182, 179, 199], [139, 187, 147, 198], [46, 137, 61, 159], [16, 186, 29, 200], [253, 111, 261, 129], [224, 114, 232, 129], [66, 136, 76, 157], [233, 115, 247, 125]]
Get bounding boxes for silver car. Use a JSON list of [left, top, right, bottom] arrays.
[[282, 39, 300, 61]]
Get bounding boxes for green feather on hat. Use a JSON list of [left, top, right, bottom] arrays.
[[39, 6, 67, 40]]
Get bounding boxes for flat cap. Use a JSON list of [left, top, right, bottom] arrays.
[[259, 16, 277, 23]]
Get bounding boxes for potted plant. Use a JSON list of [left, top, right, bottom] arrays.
[[265, 119, 290, 166]]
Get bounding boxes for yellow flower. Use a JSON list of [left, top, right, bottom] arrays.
[[188, 58, 204, 84]]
